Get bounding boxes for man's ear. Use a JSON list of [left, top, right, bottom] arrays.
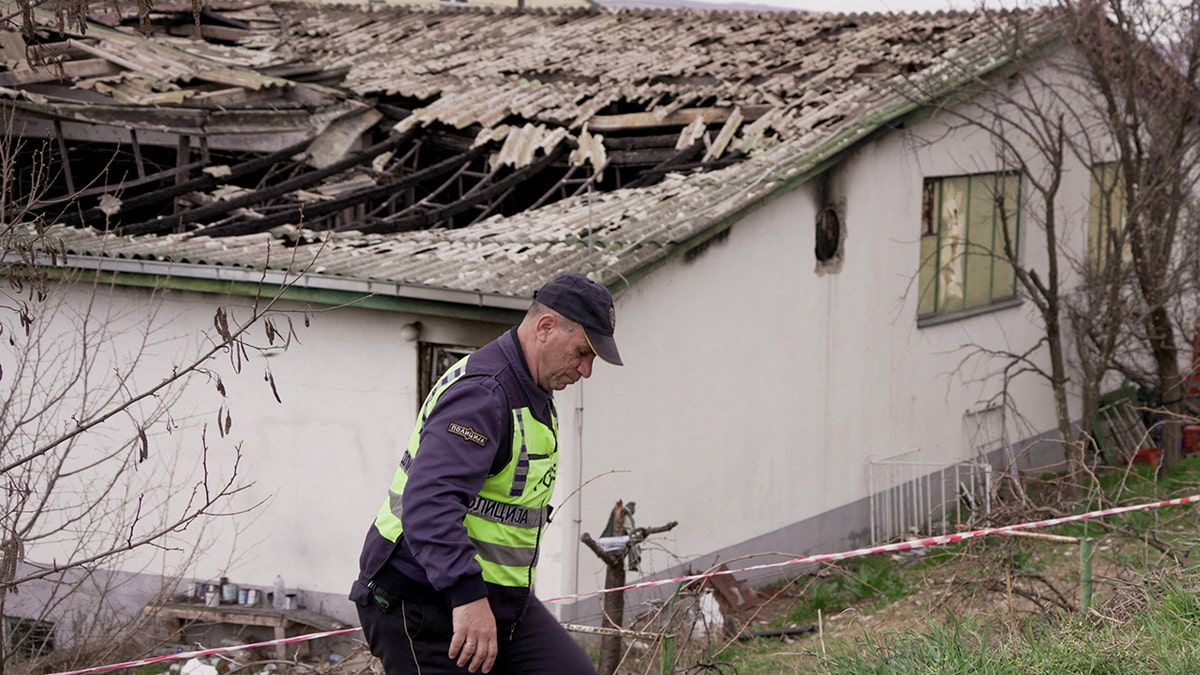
[[535, 313, 556, 341]]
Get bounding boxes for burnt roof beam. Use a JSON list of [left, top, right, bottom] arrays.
[[359, 154, 486, 232], [364, 145, 566, 235], [193, 143, 491, 239], [586, 105, 772, 132], [464, 182, 520, 227], [622, 141, 706, 190], [50, 137, 313, 229], [119, 130, 418, 237], [526, 164, 591, 211]]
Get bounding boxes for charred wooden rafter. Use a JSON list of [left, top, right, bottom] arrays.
[[358, 145, 567, 235], [191, 143, 491, 238], [464, 180, 518, 227], [624, 148, 744, 186], [527, 163, 594, 212], [622, 141, 707, 190], [119, 130, 419, 237]]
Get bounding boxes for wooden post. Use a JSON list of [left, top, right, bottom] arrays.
[[1080, 537, 1094, 613], [581, 500, 677, 675], [174, 134, 191, 217], [54, 120, 75, 195]]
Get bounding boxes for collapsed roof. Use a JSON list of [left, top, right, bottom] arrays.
[[2, 0, 1057, 309]]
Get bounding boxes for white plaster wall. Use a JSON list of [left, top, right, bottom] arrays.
[[556, 71, 1101, 607], [211, 302, 507, 617], [192, 294, 419, 615], [15, 281, 509, 624]]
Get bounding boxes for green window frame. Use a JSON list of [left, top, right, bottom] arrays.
[[1087, 162, 1128, 271], [918, 172, 1020, 319]]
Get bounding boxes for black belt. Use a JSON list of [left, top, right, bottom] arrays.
[[367, 566, 446, 606]]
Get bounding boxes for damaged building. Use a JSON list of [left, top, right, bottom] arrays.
[[6, 0, 997, 254], [2, 0, 1111, 660]]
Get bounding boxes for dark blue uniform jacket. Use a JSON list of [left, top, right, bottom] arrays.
[[357, 327, 556, 623]]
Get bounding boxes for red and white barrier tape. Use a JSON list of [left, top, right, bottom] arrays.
[[49, 494, 1200, 675], [542, 493, 1200, 603], [50, 627, 362, 675]]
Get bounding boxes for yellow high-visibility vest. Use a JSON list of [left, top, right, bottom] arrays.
[[373, 357, 557, 588]]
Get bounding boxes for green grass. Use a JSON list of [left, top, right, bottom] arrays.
[[707, 458, 1200, 675], [769, 554, 914, 628], [816, 568, 1200, 674]]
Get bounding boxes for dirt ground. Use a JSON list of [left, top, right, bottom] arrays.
[[325, 535, 1145, 675]]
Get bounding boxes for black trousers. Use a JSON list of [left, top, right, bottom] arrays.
[[353, 582, 595, 674]]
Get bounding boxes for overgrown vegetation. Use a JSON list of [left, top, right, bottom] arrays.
[[767, 554, 922, 629], [689, 457, 1200, 675], [818, 568, 1200, 674]]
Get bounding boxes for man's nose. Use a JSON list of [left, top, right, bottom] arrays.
[[578, 354, 595, 378]]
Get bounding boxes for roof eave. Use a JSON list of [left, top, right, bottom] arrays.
[[42, 254, 529, 324]]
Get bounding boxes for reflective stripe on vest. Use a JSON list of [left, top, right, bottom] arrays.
[[373, 355, 558, 588]]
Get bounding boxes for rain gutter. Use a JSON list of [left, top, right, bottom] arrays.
[[41, 254, 529, 325]]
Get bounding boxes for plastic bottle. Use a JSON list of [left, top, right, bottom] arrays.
[[272, 574, 286, 610]]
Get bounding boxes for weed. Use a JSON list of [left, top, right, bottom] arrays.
[[701, 459, 1200, 674]]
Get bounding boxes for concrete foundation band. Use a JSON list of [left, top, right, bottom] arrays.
[[48, 494, 1200, 675]]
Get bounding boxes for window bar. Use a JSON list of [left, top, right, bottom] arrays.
[[869, 465, 878, 543], [953, 463, 963, 527], [920, 463, 929, 536]]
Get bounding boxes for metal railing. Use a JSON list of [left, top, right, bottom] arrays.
[[868, 457, 993, 544]]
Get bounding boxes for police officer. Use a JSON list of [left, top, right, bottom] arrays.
[[351, 273, 622, 674]]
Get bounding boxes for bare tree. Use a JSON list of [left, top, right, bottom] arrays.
[[580, 500, 678, 675], [907, 9, 1117, 492], [0, 126, 314, 673], [1064, 0, 1200, 472], [906, 1, 1200, 495], [10, 0, 172, 38]]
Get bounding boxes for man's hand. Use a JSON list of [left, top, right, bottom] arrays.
[[449, 597, 498, 673]]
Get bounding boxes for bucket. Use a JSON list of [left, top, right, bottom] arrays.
[[1185, 425, 1200, 455], [204, 584, 220, 608]]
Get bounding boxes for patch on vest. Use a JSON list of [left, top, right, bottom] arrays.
[[448, 422, 488, 446]]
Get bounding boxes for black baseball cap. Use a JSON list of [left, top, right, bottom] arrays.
[[534, 273, 623, 366]]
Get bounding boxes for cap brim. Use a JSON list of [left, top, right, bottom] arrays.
[[583, 330, 623, 366]]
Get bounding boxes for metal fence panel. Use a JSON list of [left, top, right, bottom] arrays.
[[868, 458, 992, 544]]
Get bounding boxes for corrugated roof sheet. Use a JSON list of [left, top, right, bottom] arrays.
[[7, 1, 1061, 302]]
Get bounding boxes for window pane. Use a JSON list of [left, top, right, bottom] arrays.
[[919, 181, 938, 316], [992, 174, 1019, 299], [964, 175, 997, 309], [1087, 165, 1109, 269], [937, 176, 969, 314], [919, 172, 1021, 321], [1088, 163, 1127, 271], [919, 230, 938, 316]]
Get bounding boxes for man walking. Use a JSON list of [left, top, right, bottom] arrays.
[[350, 273, 622, 674]]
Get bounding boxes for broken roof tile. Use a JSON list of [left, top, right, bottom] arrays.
[[7, 1, 1061, 301]]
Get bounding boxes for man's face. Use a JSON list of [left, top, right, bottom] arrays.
[[536, 317, 596, 391]]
